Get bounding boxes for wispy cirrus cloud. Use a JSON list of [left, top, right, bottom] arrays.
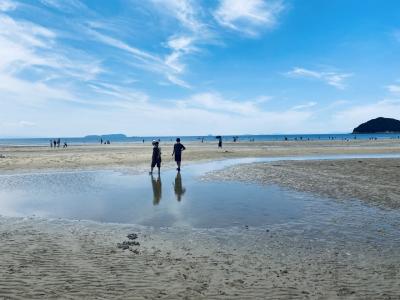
[[149, 0, 286, 87], [291, 101, 317, 110], [149, 0, 211, 88], [0, 0, 17, 11], [0, 13, 94, 105], [150, 0, 204, 32], [286, 67, 353, 89], [214, 0, 285, 36], [40, 0, 87, 12], [386, 84, 400, 94], [175, 92, 265, 115]]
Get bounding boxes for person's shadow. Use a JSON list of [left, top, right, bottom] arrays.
[[173, 173, 186, 202], [151, 174, 162, 205]]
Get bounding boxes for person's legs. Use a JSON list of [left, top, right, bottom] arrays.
[[177, 161, 181, 171], [157, 161, 161, 174], [150, 161, 155, 174]]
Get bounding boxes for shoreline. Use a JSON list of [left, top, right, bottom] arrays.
[[1, 140, 400, 174]]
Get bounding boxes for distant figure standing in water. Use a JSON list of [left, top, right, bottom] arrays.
[[172, 138, 186, 172], [53, 140, 57, 148], [149, 140, 161, 174]]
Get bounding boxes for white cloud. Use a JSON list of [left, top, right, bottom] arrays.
[[40, 0, 87, 12], [2, 120, 36, 128], [332, 99, 400, 131], [0, 14, 103, 81], [149, 1, 210, 87], [164, 36, 196, 74], [386, 84, 400, 94], [0, 0, 17, 11], [214, 0, 285, 36], [291, 101, 317, 110], [175, 92, 263, 115], [286, 67, 352, 89], [86, 26, 193, 88], [151, 0, 204, 32]]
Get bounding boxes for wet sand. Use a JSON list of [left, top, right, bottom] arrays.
[[1, 139, 400, 173], [1, 141, 400, 298], [207, 158, 400, 209], [1, 216, 399, 299]]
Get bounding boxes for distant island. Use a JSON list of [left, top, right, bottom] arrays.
[[353, 117, 400, 134], [84, 134, 128, 140]]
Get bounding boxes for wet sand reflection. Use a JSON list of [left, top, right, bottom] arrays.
[[151, 174, 162, 205], [173, 173, 186, 202]]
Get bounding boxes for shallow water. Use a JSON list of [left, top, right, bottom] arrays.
[[1, 154, 400, 229]]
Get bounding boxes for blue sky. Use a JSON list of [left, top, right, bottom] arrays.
[[1, 0, 400, 137]]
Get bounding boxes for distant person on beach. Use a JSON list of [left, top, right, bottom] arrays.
[[150, 140, 162, 174], [172, 138, 186, 172], [50, 140, 53, 148], [218, 137, 222, 148], [53, 140, 57, 148], [100, 138, 103, 144], [57, 138, 60, 148], [63, 142, 68, 148]]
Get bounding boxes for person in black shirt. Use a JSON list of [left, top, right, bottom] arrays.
[[150, 140, 162, 174], [172, 138, 185, 172]]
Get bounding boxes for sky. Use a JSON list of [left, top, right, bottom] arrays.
[[1, 0, 400, 137]]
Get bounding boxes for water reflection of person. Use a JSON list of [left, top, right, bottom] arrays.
[[151, 174, 162, 205], [173, 173, 186, 202]]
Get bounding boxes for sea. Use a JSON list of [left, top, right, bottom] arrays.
[[0, 133, 399, 146]]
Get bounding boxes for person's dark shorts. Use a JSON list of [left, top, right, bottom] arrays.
[[151, 159, 161, 168], [174, 154, 181, 162]]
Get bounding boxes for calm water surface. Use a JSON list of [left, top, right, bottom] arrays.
[[1, 155, 400, 229]]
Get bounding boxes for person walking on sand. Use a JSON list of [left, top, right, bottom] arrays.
[[149, 140, 162, 175], [172, 138, 185, 172]]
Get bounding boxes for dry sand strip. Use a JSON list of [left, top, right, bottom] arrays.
[[206, 158, 400, 209], [1, 139, 400, 173], [1, 217, 400, 299]]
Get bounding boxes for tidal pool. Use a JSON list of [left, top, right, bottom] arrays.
[[1, 154, 400, 229]]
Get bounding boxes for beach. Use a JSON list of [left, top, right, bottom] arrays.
[[1, 140, 400, 299], [206, 157, 400, 209], [1, 139, 400, 173], [1, 216, 399, 299]]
